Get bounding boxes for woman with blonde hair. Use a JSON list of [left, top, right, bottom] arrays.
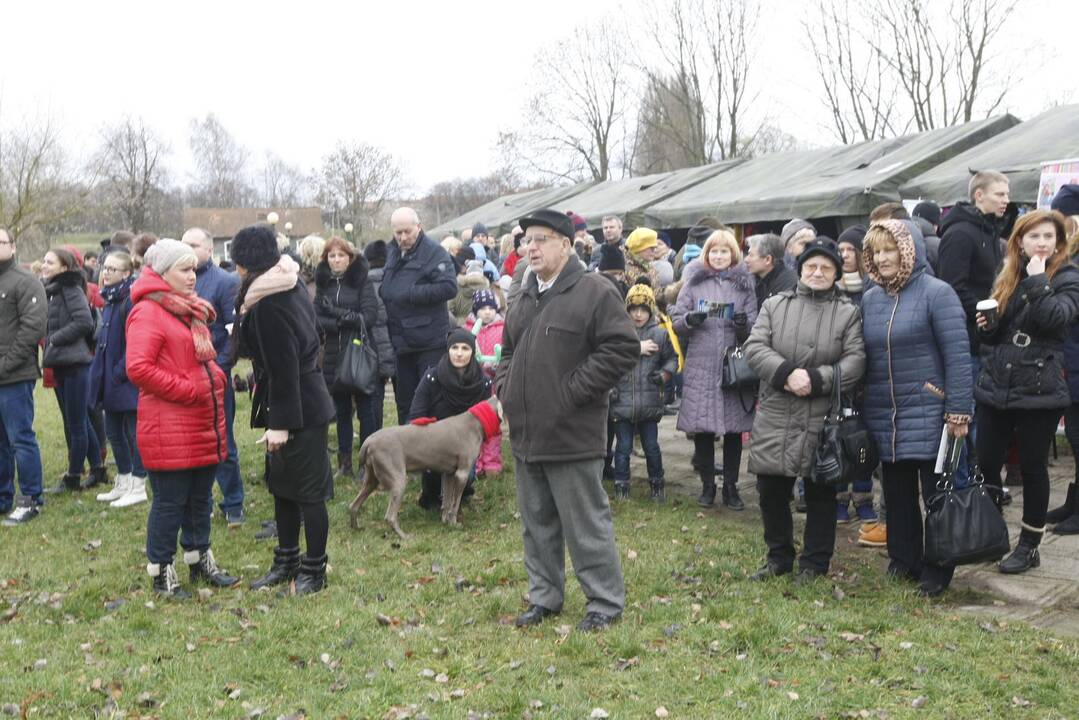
[[975, 209, 1079, 573], [671, 229, 757, 509], [297, 235, 326, 300]]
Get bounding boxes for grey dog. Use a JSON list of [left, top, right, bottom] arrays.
[[348, 396, 503, 539]]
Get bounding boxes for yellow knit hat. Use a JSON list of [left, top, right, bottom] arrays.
[[625, 227, 658, 255], [625, 282, 657, 314]]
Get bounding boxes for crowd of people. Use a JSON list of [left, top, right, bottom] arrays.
[[2, 172, 1079, 627]]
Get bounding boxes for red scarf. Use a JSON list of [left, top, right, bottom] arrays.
[[468, 400, 501, 440], [145, 291, 218, 362]]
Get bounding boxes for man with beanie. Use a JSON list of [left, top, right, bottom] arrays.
[[497, 208, 639, 632], [182, 227, 245, 526], [780, 219, 816, 269], [380, 207, 458, 425], [673, 217, 725, 278], [745, 233, 797, 311], [623, 227, 660, 288], [1051, 184, 1079, 219], [596, 243, 628, 298], [0, 227, 48, 525]]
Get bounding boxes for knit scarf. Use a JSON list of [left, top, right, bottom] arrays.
[[467, 400, 501, 440], [100, 276, 133, 304], [144, 290, 217, 362], [436, 355, 488, 415], [241, 255, 300, 313], [839, 272, 863, 294]]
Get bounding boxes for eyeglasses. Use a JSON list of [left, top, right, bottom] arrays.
[[0, 240, 12, 246], [523, 234, 563, 246], [101, 266, 128, 274]]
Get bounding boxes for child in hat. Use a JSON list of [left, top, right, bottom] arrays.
[[468, 289, 504, 475]]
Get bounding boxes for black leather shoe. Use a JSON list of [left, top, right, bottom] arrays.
[[917, 581, 946, 598], [1053, 513, 1079, 535], [793, 568, 825, 585], [577, 611, 618, 632], [722, 483, 745, 511], [514, 604, 558, 628], [749, 562, 791, 581]]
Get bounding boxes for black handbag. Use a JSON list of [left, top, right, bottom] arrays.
[[334, 320, 379, 396], [721, 344, 759, 390], [924, 442, 1011, 566], [808, 363, 879, 487]]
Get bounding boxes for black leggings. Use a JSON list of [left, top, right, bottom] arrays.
[[975, 405, 1061, 529], [693, 432, 743, 485], [275, 495, 329, 559]]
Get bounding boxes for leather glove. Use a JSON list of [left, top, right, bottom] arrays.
[[732, 312, 747, 326], [733, 312, 749, 344], [685, 311, 707, 328], [337, 310, 360, 329], [648, 370, 668, 386]]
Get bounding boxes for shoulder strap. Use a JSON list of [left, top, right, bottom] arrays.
[[829, 362, 843, 418]]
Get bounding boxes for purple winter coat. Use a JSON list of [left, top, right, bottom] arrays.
[[671, 260, 757, 436]]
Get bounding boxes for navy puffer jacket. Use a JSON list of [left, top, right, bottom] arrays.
[[861, 220, 973, 462]]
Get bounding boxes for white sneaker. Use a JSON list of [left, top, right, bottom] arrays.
[[96, 473, 131, 502], [111, 475, 148, 507]]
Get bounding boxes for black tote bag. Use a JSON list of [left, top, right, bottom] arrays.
[[808, 363, 879, 487], [334, 320, 380, 396]]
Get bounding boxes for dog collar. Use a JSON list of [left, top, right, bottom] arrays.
[[467, 401, 501, 440]]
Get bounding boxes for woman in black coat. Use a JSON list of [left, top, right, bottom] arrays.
[[41, 247, 108, 493], [408, 328, 492, 510], [313, 236, 379, 479], [231, 226, 336, 595]]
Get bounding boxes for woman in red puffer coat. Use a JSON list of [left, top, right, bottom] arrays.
[[126, 238, 233, 599]]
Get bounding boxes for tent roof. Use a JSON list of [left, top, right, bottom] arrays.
[[649, 114, 1018, 227], [900, 104, 1079, 205], [427, 181, 596, 237], [562, 161, 743, 229]]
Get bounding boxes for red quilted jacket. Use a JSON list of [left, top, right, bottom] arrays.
[[125, 270, 227, 471]]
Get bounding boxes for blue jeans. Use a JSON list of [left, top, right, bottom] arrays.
[[53, 365, 102, 476], [333, 388, 378, 454], [0, 381, 44, 507], [148, 464, 217, 565], [612, 419, 664, 483], [214, 376, 244, 514], [104, 410, 145, 476]]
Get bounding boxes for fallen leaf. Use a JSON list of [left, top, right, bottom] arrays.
[[899, 642, 913, 650], [911, 696, 928, 709], [590, 710, 610, 719], [529, 700, 544, 709], [435, 673, 449, 683], [614, 656, 639, 671], [787, 691, 800, 700], [83, 539, 102, 552], [839, 632, 865, 642], [655, 707, 669, 718], [449, 689, 466, 699], [1011, 696, 1031, 707], [627, 550, 638, 561], [137, 692, 157, 708], [418, 668, 436, 679]]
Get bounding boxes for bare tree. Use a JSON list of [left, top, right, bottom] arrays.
[[259, 152, 308, 207], [520, 22, 635, 182], [93, 117, 169, 232], [317, 142, 403, 235], [804, 0, 899, 143], [187, 113, 254, 207]]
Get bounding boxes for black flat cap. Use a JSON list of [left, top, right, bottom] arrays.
[[519, 209, 574, 241]]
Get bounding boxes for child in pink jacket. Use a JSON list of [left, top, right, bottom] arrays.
[[468, 290, 504, 475]]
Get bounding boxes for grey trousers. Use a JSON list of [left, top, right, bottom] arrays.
[[514, 456, 625, 616]]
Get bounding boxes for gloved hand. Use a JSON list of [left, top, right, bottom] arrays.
[[337, 310, 360, 329], [733, 312, 749, 343], [648, 370, 669, 386], [685, 311, 707, 328], [315, 294, 335, 313]]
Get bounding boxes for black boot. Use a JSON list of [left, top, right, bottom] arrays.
[[294, 554, 327, 595], [1053, 496, 1079, 534], [334, 452, 354, 480], [722, 481, 745, 511], [186, 549, 238, 587], [250, 546, 300, 590], [45, 473, 82, 494], [697, 477, 716, 507], [80, 466, 108, 490], [649, 478, 666, 503], [149, 562, 191, 599], [614, 481, 630, 500], [1047, 482, 1076, 524], [417, 472, 441, 511], [999, 527, 1043, 574]]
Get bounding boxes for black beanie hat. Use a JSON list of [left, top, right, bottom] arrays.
[[912, 201, 941, 227], [447, 327, 477, 353], [837, 225, 867, 253], [364, 239, 388, 268], [1051, 184, 1079, 217], [796, 237, 842, 277], [230, 224, 280, 273], [597, 243, 626, 272]]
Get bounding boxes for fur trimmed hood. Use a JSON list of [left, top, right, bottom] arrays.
[[682, 258, 753, 292], [315, 255, 370, 290]]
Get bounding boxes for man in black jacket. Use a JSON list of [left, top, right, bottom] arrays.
[[379, 207, 458, 425], [745, 233, 797, 311]]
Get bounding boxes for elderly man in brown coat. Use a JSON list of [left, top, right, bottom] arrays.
[[497, 209, 639, 632]]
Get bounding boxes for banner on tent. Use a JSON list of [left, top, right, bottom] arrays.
[[1039, 158, 1079, 210]]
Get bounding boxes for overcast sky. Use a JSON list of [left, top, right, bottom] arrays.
[[1, 0, 1073, 195]]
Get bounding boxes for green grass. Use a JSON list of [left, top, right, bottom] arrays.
[[3, 374, 1079, 718]]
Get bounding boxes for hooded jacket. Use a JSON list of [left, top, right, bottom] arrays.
[[366, 265, 397, 379], [43, 270, 95, 369], [609, 314, 678, 424], [744, 282, 866, 478], [0, 258, 47, 385], [125, 270, 227, 471], [496, 259, 639, 463], [913, 216, 941, 276], [380, 232, 458, 354], [88, 280, 139, 413], [449, 273, 490, 325], [975, 259, 1079, 411], [671, 260, 758, 436], [938, 202, 1004, 351], [861, 220, 972, 461], [314, 257, 379, 389]]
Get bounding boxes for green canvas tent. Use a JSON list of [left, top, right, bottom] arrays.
[[900, 104, 1079, 206], [560, 160, 743, 229], [649, 114, 1019, 228], [427, 181, 596, 238]]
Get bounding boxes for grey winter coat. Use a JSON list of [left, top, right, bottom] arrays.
[[861, 221, 972, 462], [609, 317, 678, 424], [43, 270, 94, 368], [0, 258, 47, 385], [744, 282, 866, 478], [671, 260, 758, 436], [366, 266, 396, 379]]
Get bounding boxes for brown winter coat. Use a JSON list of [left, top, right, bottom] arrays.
[[743, 282, 865, 478], [497, 259, 639, 463]]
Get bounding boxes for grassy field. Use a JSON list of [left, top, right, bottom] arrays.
[[3, 377, 1079, 718]]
